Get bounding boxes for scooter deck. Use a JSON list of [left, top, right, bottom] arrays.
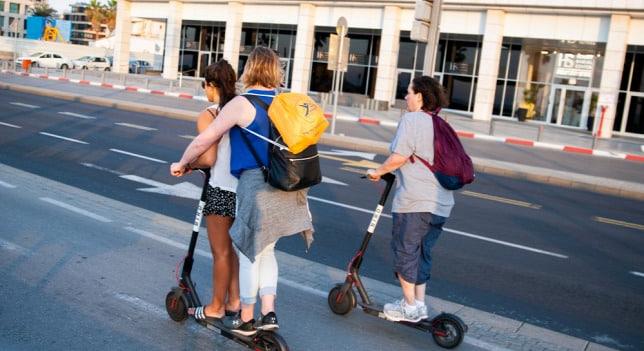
[[357, 301, 435, 330]]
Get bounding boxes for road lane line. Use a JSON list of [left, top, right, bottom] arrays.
[[442, 227, 568, 259], [39, 132, 89, 144], [0, 122, 22, 128], [80, 162, 126, 176], [109, 148, 167, 164], [0, 180, 17, 188], [179, 134, 195, 140], [114, 122, 158, 131], [39, 197, 112, 223], [58, 111, 96, 119], [630, 271, 644, 278], [593, 216, 644, 231], [124, 226, 211, 257], [10, 102, 39, 108], [461, 190, 542, 209], [308, 196, 568, 259]]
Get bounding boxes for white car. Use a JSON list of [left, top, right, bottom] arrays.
[[15, 52, 73, 69], [72, 56, 111, 71]]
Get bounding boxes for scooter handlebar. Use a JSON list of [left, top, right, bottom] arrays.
[[361, 173, 395, 183]]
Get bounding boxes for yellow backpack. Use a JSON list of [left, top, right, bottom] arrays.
[[267, 93, 328, 154]]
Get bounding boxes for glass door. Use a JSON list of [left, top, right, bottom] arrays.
[[548, 86, 587, 128], [621, 93, 644, 135], [395, 69, 416, 100]]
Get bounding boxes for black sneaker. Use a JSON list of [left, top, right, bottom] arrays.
[[224, 314, 257, 336], [257, 311, 279, 330]]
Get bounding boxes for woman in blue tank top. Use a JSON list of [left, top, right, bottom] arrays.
[[171, 47, 314, 336]]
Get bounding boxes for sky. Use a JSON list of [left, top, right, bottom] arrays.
[[48, 0, 109, 15]]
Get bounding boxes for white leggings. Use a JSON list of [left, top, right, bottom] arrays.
[[238, 242, 278, 305]]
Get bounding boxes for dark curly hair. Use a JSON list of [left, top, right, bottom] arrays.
[[411, 76, 449, 113], [204, 59, 237, 107]]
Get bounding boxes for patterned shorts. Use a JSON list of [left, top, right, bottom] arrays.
[[203, 185, 236, 218]]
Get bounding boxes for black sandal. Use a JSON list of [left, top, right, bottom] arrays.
[[192, 306, 223, 325]]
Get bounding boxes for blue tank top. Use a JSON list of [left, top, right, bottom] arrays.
[[229, 89, 276, 178]]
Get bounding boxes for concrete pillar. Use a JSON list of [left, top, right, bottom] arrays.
[[112, 0, 132, 74], [291, 3, 316, 93], [223, 2, 243, 74], [162, 1, 183, 80], [472, 9, 505, 121], [597, 14, 630, 138], [374, 6, 401, 105]]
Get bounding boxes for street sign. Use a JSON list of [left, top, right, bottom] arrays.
[[327, 34, 350, 72]]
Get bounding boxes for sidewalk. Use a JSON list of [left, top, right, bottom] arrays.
[[1, 68, 643, 200]]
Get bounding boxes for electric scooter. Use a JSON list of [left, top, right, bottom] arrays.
[[164, 168, 289, 351], [327, 173, 467, 349]]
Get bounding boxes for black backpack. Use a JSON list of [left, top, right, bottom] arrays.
[[240, 94, 322, 191]]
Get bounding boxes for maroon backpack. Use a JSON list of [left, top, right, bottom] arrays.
[[410, 109, 475, 190]]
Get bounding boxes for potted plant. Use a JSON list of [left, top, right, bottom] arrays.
[[517, 85, 537, 122]]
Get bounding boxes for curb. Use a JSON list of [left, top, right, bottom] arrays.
[[2, 80, 643, 201], [3, 69, 642, 163]]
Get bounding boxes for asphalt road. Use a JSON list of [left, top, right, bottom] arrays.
[[1, 90, 643, 349]]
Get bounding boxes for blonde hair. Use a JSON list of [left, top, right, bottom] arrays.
[[241, 46, 283, 89]]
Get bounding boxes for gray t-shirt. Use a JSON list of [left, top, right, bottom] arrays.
[[390, 111, 454, 217]]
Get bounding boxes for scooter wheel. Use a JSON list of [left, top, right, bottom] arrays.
[[431, 315, 464, 349], [165, 290, 188, 322], [253, 331, 289, 351], [327, 285, 356, 315]]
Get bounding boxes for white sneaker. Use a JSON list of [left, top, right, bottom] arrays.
[[383, 299, 422, 322], [417, 303, 428, 320]]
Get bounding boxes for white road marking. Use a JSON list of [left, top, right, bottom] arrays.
[[39, 132, 88, 144], [120, 175, 200, 200], [308, 196, 568, 259], [80, 162, 125, 176], [114, 122, 158, 131], [58, 111, 96, 119], [109, 148, 167, 163], [463, 337, 514, 351], [319, 149, 377, 160], [630, 271, 644, 278], [0, 180, 17, 188], [39, 197, 112, 223], [10, 102, 39, 108], [179, 135, 196, 140], [0, 122, 22, 128], [0, 238, 29, 255], [321, 176, 348, 186], [123, 226, 211, 257]]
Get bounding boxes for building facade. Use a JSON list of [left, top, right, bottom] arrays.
[[63, 2, 108, 46], [0, 0, 45, 38], [113, 0, 644, 138]]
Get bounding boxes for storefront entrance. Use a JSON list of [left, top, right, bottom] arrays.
[[547, 85, 590, 128]]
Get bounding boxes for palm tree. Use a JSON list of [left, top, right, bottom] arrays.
[[85, 0, 105, 40], [102, 0, 117, 33], [30, 3, 58, 18]]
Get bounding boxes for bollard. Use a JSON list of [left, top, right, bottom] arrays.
[[537, 125, 544, 141], [360, 104, 364, 118], [591, 134, 599, 150], [488, 120, 495, 135], [45, 67, 49, 76], [145, 78, 150, 89], [81, 69, 85, 80], [101, 71, 105, 84], [321, 99, 327, 114]]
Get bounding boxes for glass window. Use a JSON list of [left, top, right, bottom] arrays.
[[620, 53, 633, 91], [9, 2, 19, 14], [503, 81, 516, 117], [0, 2, 4, 12], [432, 40, 442, 72], [444, 40, 478, 75], [498, 45, 509, 79], [493, 80, 504, 115], [182, 26, 200, 50], [613, 92, 627, 131], [342, 65, 368, 94], [276, 30, 294, 59], [313, 31, 330, 62], [630, 53, 644, 92], [507, 44, 521, 80], [200, 26, 213, 51], [310, 61, 333, 92], [347, 34, 371, 66], [442, 75, 473, 111], [0, 16, 4, 28], [178, 50, 198, 76], [398, 40, 416, 70], [625, 95, 644, 134]]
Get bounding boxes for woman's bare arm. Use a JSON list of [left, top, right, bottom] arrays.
[[171, 96, 255, 176], [188, 109, 218, 169]]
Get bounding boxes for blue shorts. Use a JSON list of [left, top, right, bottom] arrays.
[[391, 212, 447, 285]]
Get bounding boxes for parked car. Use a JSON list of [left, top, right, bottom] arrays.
[[72, 56, 111, 71], [129, 60, 151, 74], [15, 52, 73, 69]]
